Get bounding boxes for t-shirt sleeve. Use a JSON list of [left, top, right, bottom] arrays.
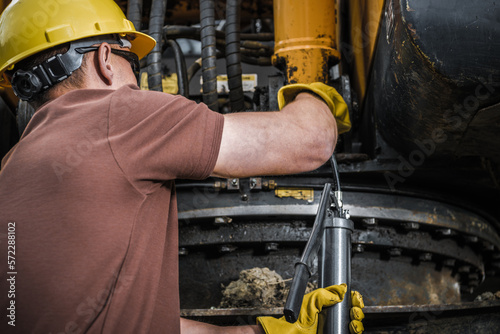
[[107, 85, 224, 194]]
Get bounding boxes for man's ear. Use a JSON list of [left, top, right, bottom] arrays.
[[96, 42, 114, 86]]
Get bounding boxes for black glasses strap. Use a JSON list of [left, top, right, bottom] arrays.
[[11, 36, 130, 101]]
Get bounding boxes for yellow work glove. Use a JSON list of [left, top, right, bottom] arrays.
[[257, 284, 365, 334], [277, 82, 351, 134], [349, 290, 365, 334]]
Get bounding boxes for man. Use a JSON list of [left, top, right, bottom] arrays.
[[0, 0, 364, 333]]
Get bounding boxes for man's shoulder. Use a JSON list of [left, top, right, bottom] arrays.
[[109, 84, 191, 111]]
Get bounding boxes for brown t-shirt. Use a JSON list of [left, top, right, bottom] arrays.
[[0, 85, 224, 333]]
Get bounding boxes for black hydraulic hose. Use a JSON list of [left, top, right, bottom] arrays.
[[240, 33, 274, 41], [164, 26, 273, 53], [225, 0, 244, 111], [187, 51, 223, 83], [330, 155, 341, 194], [164, 26, 274, 41], [164, 26, 225, 40], [241, 55, 272, 66], [126, 0, 143, 32], [147, 0, 167, 91], [200, 0, 218, 111], [166, 39, 189, 97]]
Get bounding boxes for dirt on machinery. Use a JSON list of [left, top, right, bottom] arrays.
[[474, 291, 500, 301], [219, 267, 316, 308]]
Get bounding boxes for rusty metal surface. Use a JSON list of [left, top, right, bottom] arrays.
[[181, 307, 282, 317], [181, 300, 500, 316], [178, 179, 500, 308], [458, 102, 500, 160], [177, 187, 500, 251], [179, 222, 484, 276], [179, 247, 462, 308], [272, 0, 339, 83], [369, 0, 500, 159], [181, 301, 500, 333]]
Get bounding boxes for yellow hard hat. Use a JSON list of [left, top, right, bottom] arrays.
[[0, 0, 156, 87]]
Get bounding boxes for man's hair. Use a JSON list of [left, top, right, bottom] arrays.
[[7, 43, 89, 110]]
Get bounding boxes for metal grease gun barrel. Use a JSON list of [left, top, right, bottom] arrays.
[[320, 216, 354, 334], [284, 183, 332, 323]]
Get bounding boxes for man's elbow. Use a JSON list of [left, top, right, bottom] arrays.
[[315, 138, 337, 169], [304, 125, 338, 171]]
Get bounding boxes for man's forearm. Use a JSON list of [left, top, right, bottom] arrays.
[[212, 92, 337, 178], [181, 318, 265, 334]]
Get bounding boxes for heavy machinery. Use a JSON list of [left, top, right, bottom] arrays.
[[1, 0, 499, 332]]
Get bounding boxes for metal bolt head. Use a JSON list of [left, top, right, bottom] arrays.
[[214, 217, 233, 225], [419, 253, 432, 261], [464, 236, 479, 243], [218, 245, 237, 254], [249, 178, 262, 190], [402, 222, 419, 230], [227, 178, 240, 190], [241, 194, 249, 201], [362, 218, 377, 227], [265, 243, 279, 252], [353, 244, 365, 253], [437, 229, 454, 237], [388, 248, 402, 257]]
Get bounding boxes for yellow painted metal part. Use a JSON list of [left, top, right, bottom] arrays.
[[347, 0, 385, 104], [272, 0, 340, 84], [275, 188, 314, 202], [140, 72, 179, 94]]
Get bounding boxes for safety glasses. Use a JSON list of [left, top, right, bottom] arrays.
[[75, 46, 140, 81]]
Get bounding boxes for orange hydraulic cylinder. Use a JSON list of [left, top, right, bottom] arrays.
[[273, 0, 340, 84]]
